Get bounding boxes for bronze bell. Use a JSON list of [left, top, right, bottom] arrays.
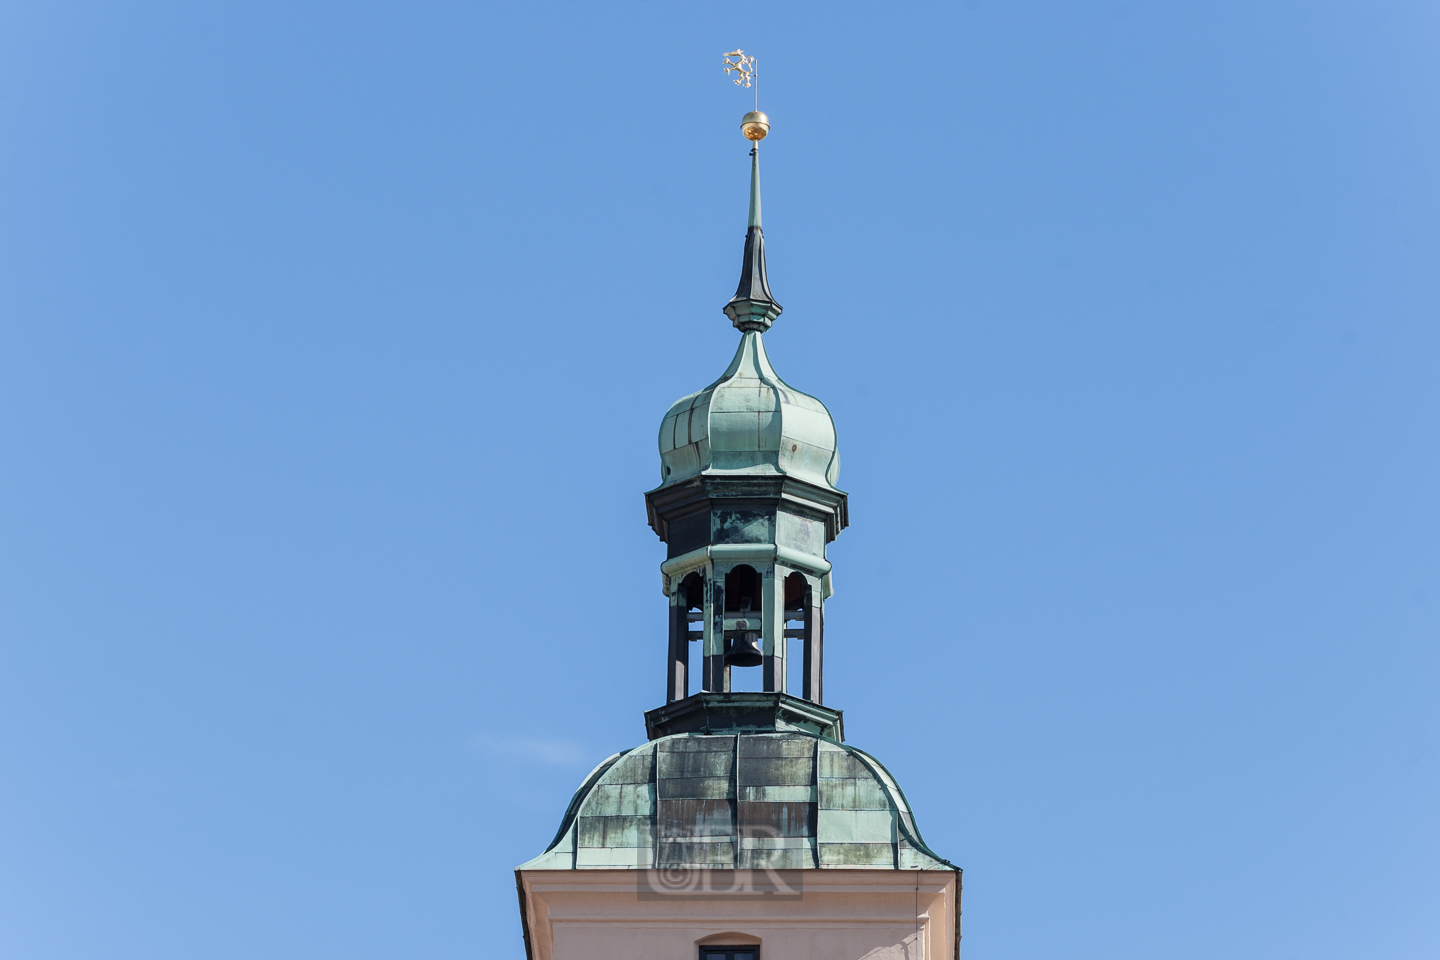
[[726, 631, 764, 667]]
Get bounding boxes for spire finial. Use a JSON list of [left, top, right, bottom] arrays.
[[747, 140, 762, 228], [722, 50, 780, 333]]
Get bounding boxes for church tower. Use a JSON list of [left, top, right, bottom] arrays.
[[515, 111, 961, 960]]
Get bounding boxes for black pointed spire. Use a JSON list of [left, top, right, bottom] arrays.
[[724, 146, 782, 332]]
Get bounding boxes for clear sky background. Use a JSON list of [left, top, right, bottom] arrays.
[[2, 2, 1437, 958]]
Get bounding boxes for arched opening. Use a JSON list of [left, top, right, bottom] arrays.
[[668, 571, 708, 703], [681, 572, 704, 688], [783, 571, 806, 613], [782, 572, 822, 704], [724, 565, 762, 613], [682, 571, 705, 612], [783, 572, 807, 694], [723, 565, 764, 670]]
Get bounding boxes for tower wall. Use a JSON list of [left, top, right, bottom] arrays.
[[516, 869, 960, 960], [649, 474, 842, 702]]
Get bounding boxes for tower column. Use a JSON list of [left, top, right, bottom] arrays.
[[803, 577, 823, 704], [666, 585, 688, 702], [704, 570, 728, 692], [762, 563, 786, 693]]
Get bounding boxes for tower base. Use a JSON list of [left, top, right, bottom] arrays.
[[644, 692, 844, 742]]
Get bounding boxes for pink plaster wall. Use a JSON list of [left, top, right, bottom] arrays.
[[517, 870, 959, 960]]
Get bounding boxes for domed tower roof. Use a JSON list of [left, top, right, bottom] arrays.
[[519, 726, 949, 872], [519, 110, 956, 915], [657, 333, 840, 490], [655, 146, 840, 493]]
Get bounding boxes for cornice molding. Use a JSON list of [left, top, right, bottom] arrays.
[[645, 475, 849, 543]]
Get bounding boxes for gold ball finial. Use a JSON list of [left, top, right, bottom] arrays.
[[741, 110, 770, 142]]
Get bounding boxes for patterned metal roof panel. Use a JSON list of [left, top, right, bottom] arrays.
[[656, 332, 841, 490], [517, 732, 951, 872]]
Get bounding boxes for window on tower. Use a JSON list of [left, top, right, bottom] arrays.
[[700, 948, 757, 960]]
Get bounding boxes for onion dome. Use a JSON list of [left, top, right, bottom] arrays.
[[657, 333, 840, 490], [655, 146, 840, 491]]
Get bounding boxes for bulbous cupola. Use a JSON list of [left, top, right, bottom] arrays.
[[657, 332, 841, 490], [644, 137, 848, 705], [657, 146, 840, 492]]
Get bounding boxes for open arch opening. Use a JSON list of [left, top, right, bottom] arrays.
[[668, 571, 708, 703], [681, 572, 704, 693], [781, 572, 822, 703], [723, 564, 764, 671], [783, 572, 806, 695], [724, 565, 762, 613], [682, 571, 705, 612]]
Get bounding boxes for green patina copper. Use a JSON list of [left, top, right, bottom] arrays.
[[655, 330, 840, 492], [662, 146, 835, 491], [518, 724, 950, 872], [643, 142, 848, 701], [519, 134, 956, 881], [723, 147, 782, 332]]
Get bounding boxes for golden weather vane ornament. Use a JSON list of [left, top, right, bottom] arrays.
[[722, 50, 756, 88], [722, 49, 768, 146]]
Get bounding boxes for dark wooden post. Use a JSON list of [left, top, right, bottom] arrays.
[[667, 590, 688, 702], [705, 576, 726, 693], [802, 581, 823, 704], [762, 565, 784, 694]]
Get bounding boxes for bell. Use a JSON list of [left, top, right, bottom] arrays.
[[726, 631, 764, 668]]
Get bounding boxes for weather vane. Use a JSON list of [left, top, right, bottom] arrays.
[[723, 49, 768, 148], [722, 49, 756, 89]]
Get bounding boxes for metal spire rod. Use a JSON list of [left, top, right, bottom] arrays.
[[748, 142, 761, 229]]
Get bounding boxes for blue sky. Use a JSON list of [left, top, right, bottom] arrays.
[[2, 2, 1438, 958]]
